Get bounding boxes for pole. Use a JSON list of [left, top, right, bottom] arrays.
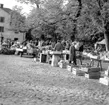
[[1, 32, 3, 44]]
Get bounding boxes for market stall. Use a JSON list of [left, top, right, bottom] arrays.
[[82, 51, 109, 71], [49, 51, 64, 67], [95, 39, 106, 51], [96, 39, 106, 45]]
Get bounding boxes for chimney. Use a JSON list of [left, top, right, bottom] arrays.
[[0, 4, 3, 8]]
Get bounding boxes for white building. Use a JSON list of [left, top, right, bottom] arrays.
[[0, 4, 25, 43]]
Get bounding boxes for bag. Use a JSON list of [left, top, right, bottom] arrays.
[[75, 42, 80, 50]]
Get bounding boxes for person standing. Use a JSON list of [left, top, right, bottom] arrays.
[[65, 40, 70, 50], [54, 40, 63, 51], [50, 41, 56, 50], [51, 40, 63, 66], [69, 42, 77, 65]]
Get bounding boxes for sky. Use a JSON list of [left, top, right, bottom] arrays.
[[0, 0, 69, 16], [0, 0, 33, 15]]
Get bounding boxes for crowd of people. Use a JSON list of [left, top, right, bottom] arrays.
[[1, 38, 84, 65], [37, 39, 84, 65]]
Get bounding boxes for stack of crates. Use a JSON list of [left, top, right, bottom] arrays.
[[85, 67, 101, 79], [99, 67, 109, 85], [72, 67, 85, 76]]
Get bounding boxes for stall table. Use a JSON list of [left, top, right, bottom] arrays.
[[39, 50, 51, 63], [90, 58, 102, 71], [15, 48, 23, 55], [40, 53, 47, 63], [50, 51, 64, 67], [63, 50, 83, 65], [82, 52, 109, 71]]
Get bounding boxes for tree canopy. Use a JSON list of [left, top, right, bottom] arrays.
[[10, 5, 27, 33], [16, 0, 109, 50]]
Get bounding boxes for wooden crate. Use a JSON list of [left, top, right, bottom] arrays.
[[85, 72, 100, 79], [88, 67, 100, 73]]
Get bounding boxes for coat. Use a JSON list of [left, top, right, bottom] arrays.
[[54, 42, 63, 51], [69, 45, 76, 62]]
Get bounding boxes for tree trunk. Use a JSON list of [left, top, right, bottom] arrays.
[[72, 0, 82, 40], [104, 31, 109, 51], [104, 22, 109, 51]]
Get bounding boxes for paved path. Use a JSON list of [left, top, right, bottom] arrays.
[[0, 55, 109, 105]]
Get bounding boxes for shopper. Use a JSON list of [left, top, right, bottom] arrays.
[[69, 42, 77, 65], [54, 40, 63, 51]]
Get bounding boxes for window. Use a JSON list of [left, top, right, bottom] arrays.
[[0, 26, 4, 32], [0, 17, 5, 22]]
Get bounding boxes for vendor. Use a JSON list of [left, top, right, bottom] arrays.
[[69, 42, 77, 65], [61, 40, 66, 50], [51, 40, 64, 64], [65, 40, 71, 50], [54, 40, 63, 51], [50, 41, 56, 50]]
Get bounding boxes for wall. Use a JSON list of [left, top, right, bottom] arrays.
[[4, 31, 25, 42], [0, 8, 10, 30], [0, 8, 25, 43]]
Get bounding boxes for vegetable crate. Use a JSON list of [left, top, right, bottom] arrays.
[[99, 77, 109, 86], [72, 67, 85, 76]]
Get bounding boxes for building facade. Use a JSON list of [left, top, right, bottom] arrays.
[[0, 4, 25, 43]]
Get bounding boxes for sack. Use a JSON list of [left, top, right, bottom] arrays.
[[75, 42, 80, 50]]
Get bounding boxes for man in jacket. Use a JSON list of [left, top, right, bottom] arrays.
[[54, 40, 63, 51], [69, 42, 77, 65]]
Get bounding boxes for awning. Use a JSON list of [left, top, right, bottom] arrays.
[[96, 39, 106, 45]]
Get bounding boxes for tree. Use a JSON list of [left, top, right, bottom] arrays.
[[25, 0, 64, 40], [63, 0, 82, 40], [10, 5, 27, 33], [17, 0, 77, 40], [77, 0, 109, 51], [18, 0, 108, 46]]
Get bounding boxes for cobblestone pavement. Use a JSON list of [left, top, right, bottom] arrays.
[[0, 55, 109, 105]]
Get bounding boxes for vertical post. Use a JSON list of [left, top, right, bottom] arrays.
[[0, 32, 3, 50], [1, 32, 3, 44]]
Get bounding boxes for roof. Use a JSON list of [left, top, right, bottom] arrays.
[[1, 8, 12, 14]]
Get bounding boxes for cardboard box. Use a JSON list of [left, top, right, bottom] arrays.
[[104, 70, 109, 77], [100, 71, 105, 77], [58, 60, 68, 69], [79, 64, 91, 72], [79, 67, 89, 72], [72, 68, 85, 76], [67, 65, 72, 72], [59, 62, 67, 68], [99, 77, 109, 86]]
